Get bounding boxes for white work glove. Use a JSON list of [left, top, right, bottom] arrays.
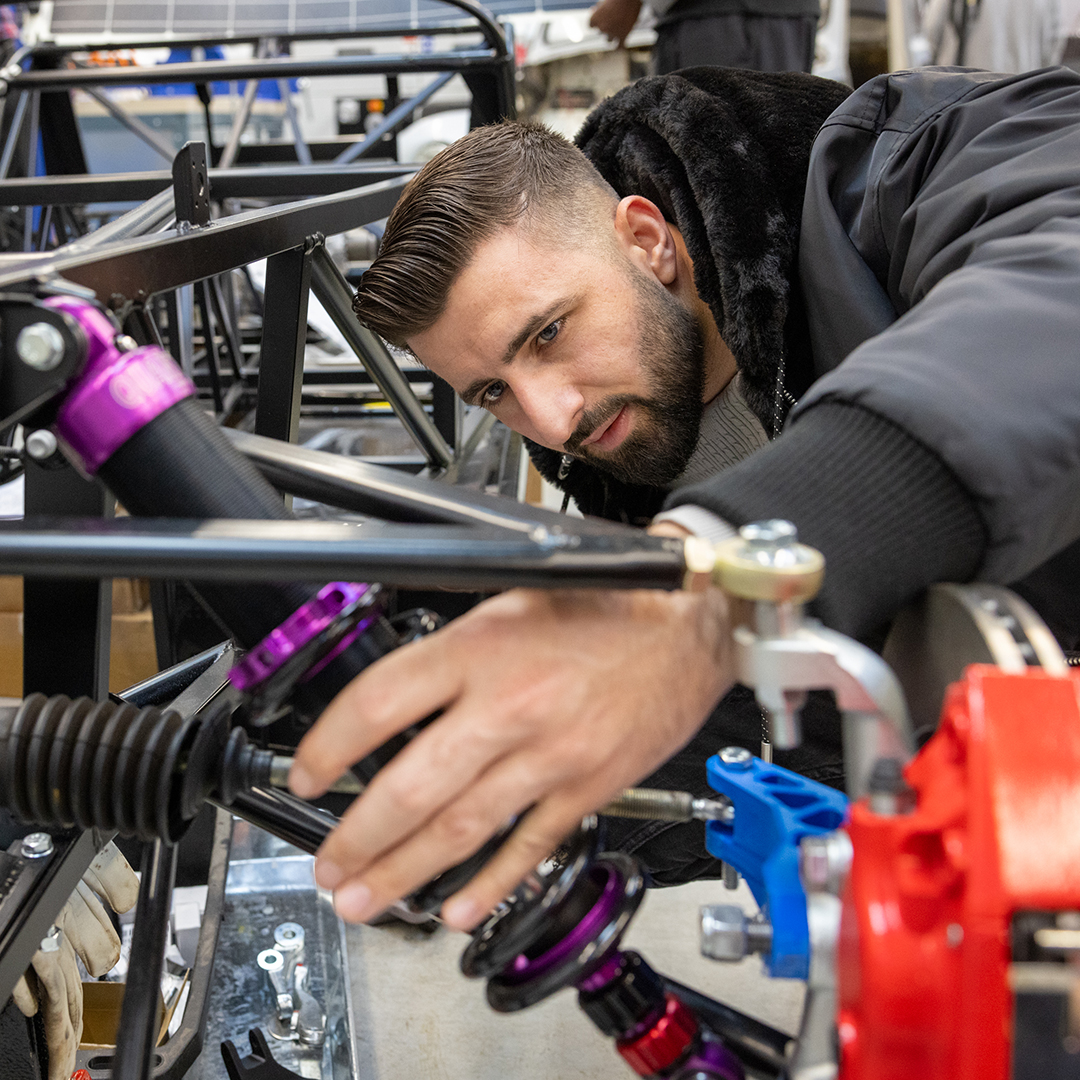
[[11, 842, 140, 1080]]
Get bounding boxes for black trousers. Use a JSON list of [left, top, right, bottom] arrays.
[[601, 684, 844, 886], [652, 12, 818, 75]]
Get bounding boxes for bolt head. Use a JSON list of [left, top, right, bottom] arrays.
[[739, 519, 798, 550], [700, 904, 749, 961], [718, 746, 753, 770], [799, 831, 853, 895], [24, 429, 58, 461], [21, 832, 53, 858], [16, 322, 66, 372]]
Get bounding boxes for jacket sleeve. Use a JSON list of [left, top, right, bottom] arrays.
[[667, 68, 1080, 641]]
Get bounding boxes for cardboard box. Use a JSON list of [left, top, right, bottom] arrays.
[[0, 576, 21, 613], [112, 578, 152, 615], [81, 981, 168, 1049], [0, 581, 159, 697], [109, 611, 159, 693], [0, 610, 21, 697]]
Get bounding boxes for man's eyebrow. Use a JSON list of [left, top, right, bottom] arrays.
[[459, 298, 573, 405]]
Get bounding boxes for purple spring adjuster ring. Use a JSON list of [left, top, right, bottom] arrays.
[[229, 581, 381, 695], [48, 296, 196, 476]]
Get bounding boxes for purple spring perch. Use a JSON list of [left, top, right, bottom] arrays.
[[672, 1038, 745, 1080], [49, 297, 195, 476], [509, 861, 624, 984], [228, 581, 377, 693]]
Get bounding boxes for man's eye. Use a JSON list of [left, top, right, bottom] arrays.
[[537, 320, 561, 345], [481, 381, 506, 406]]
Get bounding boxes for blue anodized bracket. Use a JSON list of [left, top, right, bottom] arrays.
[[704, 751, 848, 979]]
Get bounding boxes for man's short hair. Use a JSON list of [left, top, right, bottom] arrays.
[[353, 120, 616, 349]]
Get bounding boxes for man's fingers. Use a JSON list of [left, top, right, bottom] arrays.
[[312, 699, 531, 888], [441, 796, 597, 930], [290, 635, 465, 798], [326, 751, 562, 920]]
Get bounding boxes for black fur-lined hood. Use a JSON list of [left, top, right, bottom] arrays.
[[527, 68, 851, 523]]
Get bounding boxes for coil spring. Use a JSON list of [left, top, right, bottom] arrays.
[[460, 818, 646, 1012]]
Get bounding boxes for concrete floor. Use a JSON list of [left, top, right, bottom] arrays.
[[346, 879, 804, 1079]]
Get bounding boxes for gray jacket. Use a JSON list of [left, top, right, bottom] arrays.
[[670, 66, 1080, 646]]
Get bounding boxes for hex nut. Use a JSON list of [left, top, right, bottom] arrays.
[[25, 429, 58, 461], [16, 323, 66, 372], [800, 831, 854, 896], [21, 832, 54, 858], [718, 746, 753, 770], [700, 903, 749, 961]]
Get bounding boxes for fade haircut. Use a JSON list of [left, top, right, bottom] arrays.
[[353, 120, 618, 349]]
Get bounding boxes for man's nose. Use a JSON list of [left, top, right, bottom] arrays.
[[514, 376, 584, 448]]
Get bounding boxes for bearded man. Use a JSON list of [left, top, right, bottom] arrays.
[[288, 65, 1080, 930]]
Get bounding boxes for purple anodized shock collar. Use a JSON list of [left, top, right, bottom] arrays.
[[675, 1037, 745, 1080], [49, 297, 195, 476], [228, 581, 376, 693], [508, 861, 623, 984]]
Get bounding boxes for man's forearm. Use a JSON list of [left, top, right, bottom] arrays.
[[663, 401, 987, 642]]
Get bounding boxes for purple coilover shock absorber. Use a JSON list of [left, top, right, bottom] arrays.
[[47, 296, 399, 728], [460, 821, 744, 1079]]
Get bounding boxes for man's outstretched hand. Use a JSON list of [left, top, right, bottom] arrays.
[[289, 587, 733, 931]]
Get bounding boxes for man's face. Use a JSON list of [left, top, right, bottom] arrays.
[[407, 222, 706, 486]]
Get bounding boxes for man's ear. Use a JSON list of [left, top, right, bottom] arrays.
[[613, 195, 678, 285]]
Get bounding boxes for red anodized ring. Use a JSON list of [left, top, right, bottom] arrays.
[[617, 994, 699, 1075]]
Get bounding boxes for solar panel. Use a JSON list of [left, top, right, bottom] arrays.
[[49, 0, 584, 36]]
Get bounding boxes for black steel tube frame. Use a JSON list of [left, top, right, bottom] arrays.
[[228, 428, 555, 529], [0, 516, 686, 591], [80, 86, 177, 164], [217, 73, 261, 171], [254, 242, 313, 444], [3, 48, 508, 92], [336, 71, 455, 164], [0, 828, 102, 1009], [111, 839, 178, 1080], [60, 186, 176, 252], [307, 244, 455, 470], [0, 174, 410, 299], [0, 163, 417, 206]]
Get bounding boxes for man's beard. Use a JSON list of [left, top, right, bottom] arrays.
[[564, 267, 706, 487]]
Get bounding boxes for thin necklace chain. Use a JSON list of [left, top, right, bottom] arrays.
[[772, 348, 797, 439]]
